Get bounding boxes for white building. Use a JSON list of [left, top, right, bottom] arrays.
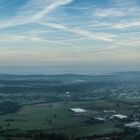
[[111, 114, 127, 120], [125, 122, 140, 128], [93, 117, 106, 122], [70, 108, 87, 113]]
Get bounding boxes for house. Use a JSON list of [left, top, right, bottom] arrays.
[[111, 114, 127, 120], [70, 108, 87, 117], [92, 117, 106, 123], [125, 122, 140, 129], [70, 108, 87, 113], [86, 116, 106, 124]]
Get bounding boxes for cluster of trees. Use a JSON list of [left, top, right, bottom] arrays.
[[1, 128, 140, 140], [33, 133, 69, 140], [76, 128, 140, 140], [3, 132, 70, 140], [0, 101, 21, 113]]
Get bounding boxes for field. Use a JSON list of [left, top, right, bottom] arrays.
[[0, 99, 132, 138]]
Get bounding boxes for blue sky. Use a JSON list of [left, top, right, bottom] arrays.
[[0, 0, 140, 74]]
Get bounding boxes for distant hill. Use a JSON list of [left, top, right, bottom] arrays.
[[0, 71, 140, 82]]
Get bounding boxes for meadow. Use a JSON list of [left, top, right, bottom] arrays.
[[0, 99, 128, 138]]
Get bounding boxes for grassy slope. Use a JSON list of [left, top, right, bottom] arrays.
[[0, 100, 125, 137]]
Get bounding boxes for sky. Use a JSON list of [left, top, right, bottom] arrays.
[[0, 0, 140, 74]]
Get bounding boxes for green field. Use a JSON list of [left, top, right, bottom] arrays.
[[0, 99, 129, 138]]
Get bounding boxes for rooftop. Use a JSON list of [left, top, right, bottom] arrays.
[[70, 108, 87, 113], [125, 122, 140, 128], [112, 114, 127, 119]]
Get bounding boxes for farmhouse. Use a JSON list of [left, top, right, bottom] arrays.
[[111, 114, 127, 120], [92, 117, 106, 123], [70, 108, 87, 117], [125, 122, 140, 129], [70, 108, 87, 113]]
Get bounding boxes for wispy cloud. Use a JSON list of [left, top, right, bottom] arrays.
[[112, 21, 140, 29], [39, 22, 115, 42], [0, 0, 73, 29], [0, 0, 140, 70], [0, 0, 116, 43], [94, 8, 126, 18], [31, 0, 73, 21]]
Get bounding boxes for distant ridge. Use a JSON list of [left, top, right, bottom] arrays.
[[0, 71, 140, 77], [0, 71, 139, 82]]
